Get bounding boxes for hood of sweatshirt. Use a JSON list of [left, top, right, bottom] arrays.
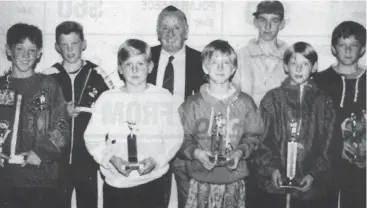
[[199, 83, 242, 137]]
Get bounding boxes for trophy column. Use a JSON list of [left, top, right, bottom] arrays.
[[283, 119, 298, 187], [8, 94, 24, 164], [125, 121, 143, 171], [209, 112, 233, 166]]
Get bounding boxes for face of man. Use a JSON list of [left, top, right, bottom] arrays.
[[157, 12, 188, 54], [254, 13, 284, 42]]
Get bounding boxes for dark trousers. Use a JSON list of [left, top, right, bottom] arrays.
[[339, 160, 366, 208], [103, 172, 168, 208], [164, 158, 190, 208], [0, 186, 61, 208], [173, 168, 190, 208], [249, 190, 329, 208], [59, 163, 98, 208]]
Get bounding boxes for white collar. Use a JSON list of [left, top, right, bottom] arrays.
[[161, 46, 186, 60], [246, 38, 287, 58]]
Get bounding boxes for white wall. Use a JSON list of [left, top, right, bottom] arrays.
[[0, 0, 365, 76]]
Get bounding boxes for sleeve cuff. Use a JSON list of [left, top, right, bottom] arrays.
[[91, 145, 115, 169]]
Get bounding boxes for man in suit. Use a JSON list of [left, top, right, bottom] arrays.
[[147, 5, 205, 208]]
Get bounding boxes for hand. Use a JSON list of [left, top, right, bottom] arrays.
[[0, 152, 10, 167], [227, 149, 243, 171], [194, 149, 215, 171], [299, 174, 314, 192], [272, 169, 282, 188], [341, 117, 353, 133], [110, 156, 132, 176], [342, 141, 358, 163], [138, 157, 156, 175], [20, 151, 41, 167], [67, 101, 80, 118]]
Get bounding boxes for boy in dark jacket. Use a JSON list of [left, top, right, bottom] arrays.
[[313, 21, 366, 208], [0, 23, 70, 208], [258, 42, 335, 208], [47, 21, 109, 208]]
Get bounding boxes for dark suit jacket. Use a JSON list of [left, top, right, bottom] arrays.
[[147, 45, 206, 100]]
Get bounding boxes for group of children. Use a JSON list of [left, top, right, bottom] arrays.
[[0, 2, 365, 208]]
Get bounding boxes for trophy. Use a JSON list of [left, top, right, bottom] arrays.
[[123, 121, 144, 171], [0, 88, 24, 164], [281, 119, 301, 189], [343, 112, 366, 165], [209, 113, 233, 166]]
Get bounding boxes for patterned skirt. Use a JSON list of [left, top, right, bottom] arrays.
[[185, 179, 246, 208]]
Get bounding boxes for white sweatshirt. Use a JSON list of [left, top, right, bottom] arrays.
[[84, 84, 183, 188]]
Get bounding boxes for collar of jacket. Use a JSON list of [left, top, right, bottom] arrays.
[[198, 83, 241, 106], [280, 77, 318, 106], [246, 38, 287, 59]]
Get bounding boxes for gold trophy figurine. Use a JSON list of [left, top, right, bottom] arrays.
[[209, 112, 233, 166], [343, 112, 366, 165], [0, 121, 11, 163]]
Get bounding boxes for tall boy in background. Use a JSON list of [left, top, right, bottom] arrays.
[[233, 1, 288, 207], [233, 0, 287, 106]]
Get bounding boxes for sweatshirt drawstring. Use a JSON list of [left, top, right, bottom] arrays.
[[208, 106, 214, 136], [340, 76, 346, 108], [225, 106, 231, 147], [354, 77, 360, 103], [340, 75, 361, 108]]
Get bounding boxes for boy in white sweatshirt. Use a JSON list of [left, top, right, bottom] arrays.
[[84, 39, 184, 208]]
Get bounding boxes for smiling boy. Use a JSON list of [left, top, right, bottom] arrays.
[[0, 23, 69, 208]]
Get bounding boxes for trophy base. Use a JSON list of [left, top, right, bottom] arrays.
[[209, 155, 233, 166], [124, 163, 144, 171], [280, 177, 301, 189], [8, 155, 25, 164]]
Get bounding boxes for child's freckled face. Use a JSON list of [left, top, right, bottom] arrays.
[[7, 38, 41, 73], [119, 54, 151, 87], [287, 53, 313, 85], [204, 52, 235, 84]]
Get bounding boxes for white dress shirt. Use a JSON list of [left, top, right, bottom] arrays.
[[156, 46, 186, 107]]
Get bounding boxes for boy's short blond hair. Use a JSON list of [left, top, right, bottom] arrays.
[[117, 39, 152, 66], [201, 39, 238, 69]]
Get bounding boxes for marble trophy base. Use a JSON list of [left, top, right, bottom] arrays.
[[8, 155, 25, 164], [123, 163, 145, 171], [208, 155, 234, 167]]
